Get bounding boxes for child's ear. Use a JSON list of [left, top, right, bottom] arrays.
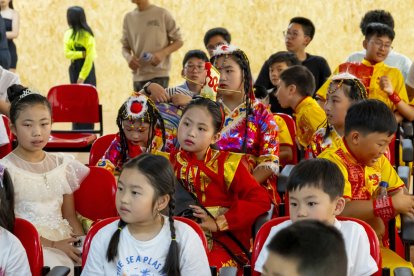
[[156, 194, 170, 212], [334, 197, 346, 216], [288, 84, 297, 95], [211, 132, 221, 144], [362, 39, 368, 50], [181, 69, 185, 78], [10, 123, 16, 136], [349, 130, 360, 145], [303, 36, 311, 47]]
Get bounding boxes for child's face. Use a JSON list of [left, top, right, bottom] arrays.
[[206, 35, 227, 57], [289, 186, 341, 225], [349, 131, 393, 166], [364, 35, 393, 63], [122, 120, 150, 147], [11, 103, 51, 153], [263, 251, 300, 276], [324, 84, 353, 130], [177, 106, 219, 160], [116, 167, 165, 225], [284, 23, 310, 52], [269, 62, 289, 87], [276, 80, 292, 108], [183, 57, 207, 86], [216, 55, 244, 96]]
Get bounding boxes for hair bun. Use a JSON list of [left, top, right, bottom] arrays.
[[7, 84, 29, 103]]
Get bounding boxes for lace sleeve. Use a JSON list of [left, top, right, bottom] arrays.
[[64, 159, 90, 194]]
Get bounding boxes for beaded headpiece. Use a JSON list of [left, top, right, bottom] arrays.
[[121, 93, 157, 123], [328, 72, 368, 99]]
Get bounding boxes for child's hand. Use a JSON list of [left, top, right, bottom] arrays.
[[128, 56, 140, 71], [189, 205, 218, 232], [54, 237, 82, 264], [378, 76, 394, 95], [171, 94, 192, 106], [146, 83, 170, 103], [391, 189, 414, 218]]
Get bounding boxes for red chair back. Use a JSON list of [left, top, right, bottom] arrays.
[[89, 133, 117, 166], [251, 216, 381, 276], [276, 113, 298, 164], [74, 166, 117, 222], [47, 84, 100, 124], [82, 216, 208, 267], [14, 218, 44, 276], [0, 115, 12, 158]]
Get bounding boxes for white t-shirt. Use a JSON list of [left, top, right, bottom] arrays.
[[254, 219, 378, 276], [406, 63, 414, 88], [81, 217, 210, 276], [0, 65, 20, 101], [0, 227, 31, 276], [346, 50, 412, 80]]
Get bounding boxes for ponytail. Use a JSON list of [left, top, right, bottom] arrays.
[[161, 196, 180, 276], [106, 219, 127, 262]]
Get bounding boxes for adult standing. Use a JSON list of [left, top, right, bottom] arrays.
[[0, 0, 19, 72], [0, 14, 10, 70], [121, 0, 183, 91]]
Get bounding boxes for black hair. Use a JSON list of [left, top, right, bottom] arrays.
[[254, 85, 268, 100], [323, 78, 368, 140], [267, 51, 300, 68], [67, 6, 94, 39], [211, 48, 254, 152], [181, 96, 224, 134], [106, 154, 180, 275], [7, 84, 52, 125], [267, 220, 347, 276], [0, 167, 15, 232], [203, 27, 231, 47], [116, 94, 166, 164], [289, 17, 315, 40], [1, 0, 13, 9], [182, 50, 209, 67], [364, 22, 395, 41], [344, 99, 397, 136], [279, 65, 315, 97], [360, 10, 394, 35], [287, 159, 344, 201]]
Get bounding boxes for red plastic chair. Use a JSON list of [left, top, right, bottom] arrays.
[[45, 84, 102, 152], [0, 115, 13, 158], [74, 166, 118, 222], [13, 218, 45, 276], [81, 216, 208, 267], [276, 113, 298, 165], [88, 133, 117, 166], [251, 216, 382, 276]]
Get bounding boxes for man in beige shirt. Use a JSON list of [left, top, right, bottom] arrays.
[[122, 0, 183, 91]]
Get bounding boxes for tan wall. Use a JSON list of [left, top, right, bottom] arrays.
[[16, 0, 414, 114]]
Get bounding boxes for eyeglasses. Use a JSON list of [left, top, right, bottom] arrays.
[[283, 30, 300, 39], [369, 39, 393, 50], [185, 64, 205, 72]]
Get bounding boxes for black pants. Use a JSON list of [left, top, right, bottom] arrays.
[[69, 59, 97, 130], [133, 77, 169, 92]]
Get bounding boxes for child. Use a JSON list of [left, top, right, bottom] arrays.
[[310, 73, 367, 157], [211, 44, 280, 205], [346, 9, 412, 80], [318, 99, 414, 271], [97, 92, 166, 174], [0, 85, 89, 274], [277, 65, 326, 148], [262, 220, 348, 276], [256, 17, 331, 92], [82, 154, 210, 275], [0, 164, 31, 275], [255, 158, 378, 276], [166, 97, 270, 271], [203, 27, 231, 57], [317, 23, 414, 121], [65, 6, 97, 130]]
